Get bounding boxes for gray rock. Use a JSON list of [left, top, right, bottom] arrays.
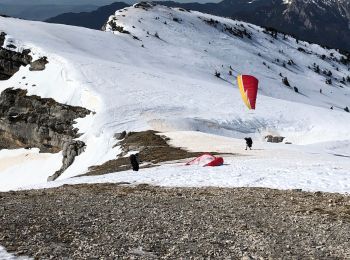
[[134, 2, 154, 9], [48, 140, 86, 181], [29, 56, 48, 71], [0, 88, 91, 179], [114, 131, 127, 140], [0, 32, 5, 47], [265, 135, 285, 143], [0, 45, 32, 80]]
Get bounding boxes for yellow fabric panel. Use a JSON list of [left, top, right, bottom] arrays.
[[237, 75, 251, 109]]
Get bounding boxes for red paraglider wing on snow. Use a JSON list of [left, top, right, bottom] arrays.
[[204, 157, 224, 167], [237, 75, 259, 110], [186, 153, 216, 166], [186, 153, 224, 167]]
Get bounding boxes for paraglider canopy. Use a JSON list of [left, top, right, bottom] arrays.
[[237, 75, 259, 110], [186, 153, 224, 167]]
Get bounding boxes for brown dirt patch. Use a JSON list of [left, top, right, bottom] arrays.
[[84, 130, 208, 176]]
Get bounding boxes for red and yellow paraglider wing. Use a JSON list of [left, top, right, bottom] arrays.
[[237, 75, 259, 110]]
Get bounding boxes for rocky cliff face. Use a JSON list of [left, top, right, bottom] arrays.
[[0, 88, 90, 152], [0, 31, 92, 181], [0, 32, 32, 80], [0, 88, 91, 180], [0, 32, 51, 79]]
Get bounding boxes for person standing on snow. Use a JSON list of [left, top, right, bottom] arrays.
[[129, 153, 140, 171], [244, 137, 253, 150]]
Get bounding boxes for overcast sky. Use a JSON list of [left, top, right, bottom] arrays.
[[0, 0, 122, 5], [0, 0, 217, 5]]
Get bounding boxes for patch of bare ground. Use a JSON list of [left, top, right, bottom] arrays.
[[84, 130, 217, 176], [0, 184, 350, 259]]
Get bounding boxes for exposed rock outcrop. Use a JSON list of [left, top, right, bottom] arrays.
[[0, 33, 89, 180], [0, 48, 32, 80], [29, 56, 49, 71], [47, 141, 86, 181], [0, 32, 32, 80], [105, 19, 130, 34], [0, 88, 91, 180], [134, 2, 154, 10], [114, 130, 126, 140], [0, 32, 5, 47], [265, 135, 285, 143]]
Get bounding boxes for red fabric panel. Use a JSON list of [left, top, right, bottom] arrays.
[[186, 153, 216, 166], [242, 75, 259, 110], [204, 157, 224, 167]]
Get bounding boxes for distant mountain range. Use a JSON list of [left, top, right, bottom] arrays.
[[46, 0, 350, 52], [0, 4, 98, 21], [46, 2, 129, 29]]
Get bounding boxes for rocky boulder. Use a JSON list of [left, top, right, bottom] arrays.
[[29, 56, 49, 71], [265, 135, 285, 143], [47, 141, 86, 181], [0, 32, 32, 80], [0, 88, 91, 180]]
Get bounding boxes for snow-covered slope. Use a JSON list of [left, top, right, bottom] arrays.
[[0, 3, 349, 191]]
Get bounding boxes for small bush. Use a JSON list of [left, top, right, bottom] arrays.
[[282, 77, 290, 87], [314, 65, 320, 74], [340, 56, 349, 65]]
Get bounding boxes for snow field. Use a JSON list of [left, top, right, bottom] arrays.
[[0, 4, 349, 191], [21, 131, 350, 194]]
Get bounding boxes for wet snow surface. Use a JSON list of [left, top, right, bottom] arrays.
[[0, 4, 349, 192]]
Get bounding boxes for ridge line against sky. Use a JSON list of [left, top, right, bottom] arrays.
[[0, 0, 221, 5]]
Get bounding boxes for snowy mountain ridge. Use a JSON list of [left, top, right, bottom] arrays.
[[46, 0, 350, 52], [105, 2, 350, 111], [0, 3, 349, 192]]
